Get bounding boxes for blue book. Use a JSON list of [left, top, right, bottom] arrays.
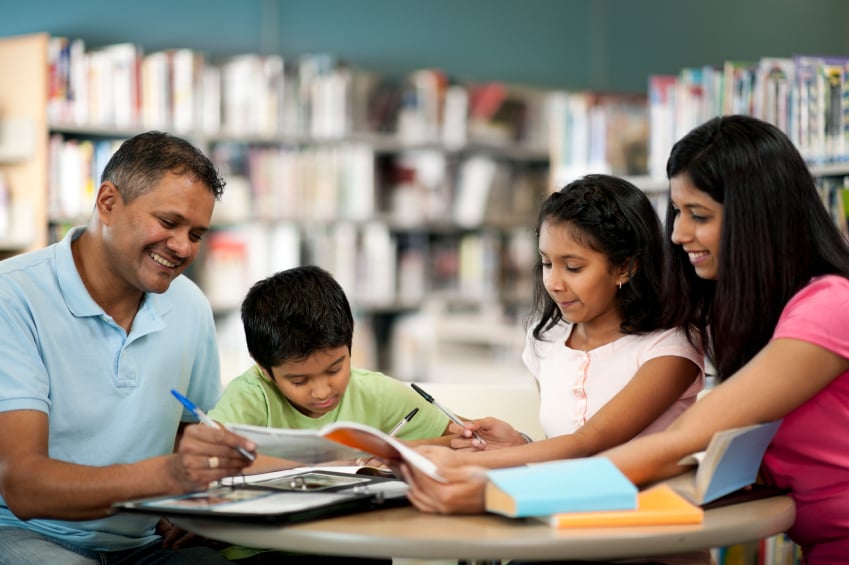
[[484, 457, 638, 518]]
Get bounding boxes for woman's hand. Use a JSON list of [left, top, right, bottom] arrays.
[[397, 445, 489, 514]]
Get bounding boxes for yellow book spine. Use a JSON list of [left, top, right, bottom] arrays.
[[546, 485, 703, 528]]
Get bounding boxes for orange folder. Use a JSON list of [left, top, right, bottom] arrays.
[[542, 484, 703, 528]]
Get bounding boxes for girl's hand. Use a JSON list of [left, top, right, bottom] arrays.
[[448, 417, 527, 451]]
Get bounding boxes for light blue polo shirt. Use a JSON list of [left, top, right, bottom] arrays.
[[0, 227, 221, 551]]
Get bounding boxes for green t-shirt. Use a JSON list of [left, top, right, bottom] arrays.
[[209, 364, 449, 442]]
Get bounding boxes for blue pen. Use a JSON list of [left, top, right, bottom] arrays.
[[170, 389, 256, 461]]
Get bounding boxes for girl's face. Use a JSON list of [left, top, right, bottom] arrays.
[[669, 174, 724, 281], [539, 219, 627, 329], [264, 346, 352, 418]]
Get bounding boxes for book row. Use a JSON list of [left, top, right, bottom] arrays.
[[190, 222, 537, 315], [649, 55, 849, 178], [46, 36, 551, 149], [45, 35, 660, 185], [46, 134, 549, 229]]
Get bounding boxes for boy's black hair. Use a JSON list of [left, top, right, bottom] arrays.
[[531, 174, 666, 340], [241, 265, 354, 375]]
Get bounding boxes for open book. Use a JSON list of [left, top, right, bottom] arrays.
[[228, 421, 445, 481], [664, 419, 783, 506]]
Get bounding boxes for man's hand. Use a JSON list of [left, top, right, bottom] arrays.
[[157, 518, 196, 549], [168, 424, 256, 493]]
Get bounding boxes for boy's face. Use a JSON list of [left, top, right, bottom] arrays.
[[265, 346, 352, 418]]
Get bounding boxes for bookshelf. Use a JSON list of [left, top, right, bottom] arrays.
[[643, 57, 849, 236], [0, 34, 49, 258], [0, 32, 563, 382]]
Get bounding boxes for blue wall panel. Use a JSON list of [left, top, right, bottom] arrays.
[[1, 0, 848, 92]]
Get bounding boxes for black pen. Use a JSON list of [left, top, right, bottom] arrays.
[[389, 407, 419, 437], [410, 383, 487, 447]]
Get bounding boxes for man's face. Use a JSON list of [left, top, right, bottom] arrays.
[[101, 172, 214, 294]]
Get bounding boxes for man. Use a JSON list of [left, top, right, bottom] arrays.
[[0, 131, 255, 563]]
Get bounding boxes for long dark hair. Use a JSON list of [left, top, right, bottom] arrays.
[[531, 174, 666, 339], [664, 115, 849, 380]]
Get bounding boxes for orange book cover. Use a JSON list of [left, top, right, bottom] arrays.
[[541, 484, 703, 528]]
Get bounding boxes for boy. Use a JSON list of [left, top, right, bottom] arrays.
[[209, 265, 453, 563], [209, 265, 452, 470]]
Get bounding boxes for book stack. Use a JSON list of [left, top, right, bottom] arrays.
[[483, 420, 783, 528], [484, 457, 703, 528]]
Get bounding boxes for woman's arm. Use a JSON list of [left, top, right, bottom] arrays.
[[456, 354, 700, 469], [605, 338, 849, 486]]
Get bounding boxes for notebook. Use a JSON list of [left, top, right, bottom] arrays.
[[112, 468, 409, 524]]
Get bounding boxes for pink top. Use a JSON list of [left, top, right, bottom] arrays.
[[763, 275, 849, 563], [522, 324, 704, 438]]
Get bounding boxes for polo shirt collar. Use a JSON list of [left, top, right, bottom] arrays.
[[56, 227, 173, 327]]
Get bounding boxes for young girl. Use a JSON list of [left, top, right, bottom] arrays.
[[400, 174, 704, 511]]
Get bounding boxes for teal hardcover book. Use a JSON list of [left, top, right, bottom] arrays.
[[484, 457, 638, 518]]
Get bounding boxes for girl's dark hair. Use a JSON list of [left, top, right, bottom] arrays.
[[664, 115, 849, 381], [241, 265, 354, 375], [531, 174, 666, 340]]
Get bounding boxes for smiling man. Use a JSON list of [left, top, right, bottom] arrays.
[[0, 131, 256, 564]]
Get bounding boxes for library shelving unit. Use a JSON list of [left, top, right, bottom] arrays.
[[200, 132, 550, 377], [0, 33, 49, 259], [0, 31, 560, 381]]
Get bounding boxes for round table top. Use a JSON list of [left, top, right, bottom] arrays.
[[174, 495, 795, 561]]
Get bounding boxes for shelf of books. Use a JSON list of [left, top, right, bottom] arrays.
[[647, 55, 849, 242], [9, 31, 665, 382]]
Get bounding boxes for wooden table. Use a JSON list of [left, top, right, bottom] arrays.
[[173, 495, 795, 563]]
